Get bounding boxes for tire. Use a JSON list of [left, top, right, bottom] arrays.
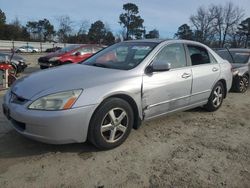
[[204, 82, 224, 112], [235, 75, 249, 93], [88, 98, 134, 150]]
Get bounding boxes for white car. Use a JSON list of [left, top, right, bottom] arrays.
[[15, 46, 39, 53]]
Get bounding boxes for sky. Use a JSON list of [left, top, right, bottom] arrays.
[[0, 0, 250, 38]]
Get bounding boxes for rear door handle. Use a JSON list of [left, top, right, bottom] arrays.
[[182, 73, 191, 79], [212, 67, 219, 72]]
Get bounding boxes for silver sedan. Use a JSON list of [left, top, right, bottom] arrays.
[[2, 39, 232, 149]]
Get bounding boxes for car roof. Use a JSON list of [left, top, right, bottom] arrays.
[[121, 39, 209, 46]]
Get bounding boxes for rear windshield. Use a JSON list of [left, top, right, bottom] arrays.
[[217, 50, 250, 64]]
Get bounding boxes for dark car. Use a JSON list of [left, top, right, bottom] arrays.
[[217, 49, 250, 93], [45, 46, 62, 53], [38, 44, 104, 69], [0, 52, 27, 74]]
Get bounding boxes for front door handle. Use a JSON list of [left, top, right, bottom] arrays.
[[182, 73, 191, 79], [212, 67, 219, 72]]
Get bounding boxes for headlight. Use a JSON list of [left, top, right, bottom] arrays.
[[49, 57, 61, 62], [232, 68, 239, 76], [28, 89, 82, 110]]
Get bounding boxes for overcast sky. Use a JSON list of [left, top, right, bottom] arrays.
[[0, 0, 249, 38]]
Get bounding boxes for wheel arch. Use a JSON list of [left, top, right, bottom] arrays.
[[92, 94, 142, 130], [218, 79, 227, 98]]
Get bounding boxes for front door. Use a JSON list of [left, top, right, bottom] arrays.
[[142, 43, 192, 119]]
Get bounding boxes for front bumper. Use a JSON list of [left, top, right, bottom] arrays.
[[2, 91, 97, 144]]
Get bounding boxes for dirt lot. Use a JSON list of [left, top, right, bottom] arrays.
[[0, 54, 250, 188]]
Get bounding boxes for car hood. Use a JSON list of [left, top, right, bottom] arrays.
[[11, 64, 128, 100]]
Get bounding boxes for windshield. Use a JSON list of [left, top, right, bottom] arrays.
[[83, 42, 157, 70], [57, 45, 81, 53], [217, 50, 250, 64]]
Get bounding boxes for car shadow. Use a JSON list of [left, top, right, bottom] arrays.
[[185, 107, 209, 113], [0, 130, 98, 159]]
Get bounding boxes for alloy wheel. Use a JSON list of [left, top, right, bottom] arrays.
[[100, 108, 128, 143], [239, 76, 249, 93], [212, 86, 223, 108]]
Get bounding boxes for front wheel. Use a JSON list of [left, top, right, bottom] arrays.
[[88, 98, 134, 150], [204, 82, 224, 112]]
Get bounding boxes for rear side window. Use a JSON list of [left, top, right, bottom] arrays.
[[153, 43, 187, 69], [187, 45, 211, 66]]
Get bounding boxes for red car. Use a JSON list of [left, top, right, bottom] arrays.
[[38, 44, 104, 69]]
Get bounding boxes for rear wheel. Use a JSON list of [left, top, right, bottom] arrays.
[[204, 82, 224, 112], [88, 98, 134, 150], [235, 75, 249, 93]]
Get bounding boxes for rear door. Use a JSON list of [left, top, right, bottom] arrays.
[[143, 43, 192, 119], [186, 44, 221, 104]]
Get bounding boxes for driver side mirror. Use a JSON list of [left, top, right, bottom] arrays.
[[145, 62, 171, 74]]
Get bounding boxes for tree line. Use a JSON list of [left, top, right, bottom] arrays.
[[175, 2, 250, 48], [0, 3, 159, 45], [0, 2, 249, 48]]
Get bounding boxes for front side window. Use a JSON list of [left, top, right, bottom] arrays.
[[152, 43, 187, 69], [83, 42, 157, 70], [188, 45, 211, 66]]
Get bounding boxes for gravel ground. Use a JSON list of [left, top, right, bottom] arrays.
[[0, 54, 249, 188]]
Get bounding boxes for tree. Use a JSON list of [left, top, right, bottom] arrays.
[[174, 24, 193, 40], [26, 19, 55, 41], [0, 9, 6, 26], [212, 2, 244, 47], [0, 9, 6, 38], [57, 15, 73, 42], [145, 29, 159, 39], [88, 20, 106, 43], [103, 31, 115, 45], [238, 17, 250, 48], [190, 6, 215, 44], [119, 3, 144, 40]]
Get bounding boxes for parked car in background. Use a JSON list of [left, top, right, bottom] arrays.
[[15, 46, 39, 53], [3, 39, 232, 149], [45, 46, 62, 53], [38, 44, 105, 69], [216, 49, 250, 93], [0, 52, 27, 74]]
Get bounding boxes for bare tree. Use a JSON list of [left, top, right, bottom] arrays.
[[190, 6, 215, 44], [57, 15, 73, 42], [78, 20, 89, 35], [212, 2, 244, 47]]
